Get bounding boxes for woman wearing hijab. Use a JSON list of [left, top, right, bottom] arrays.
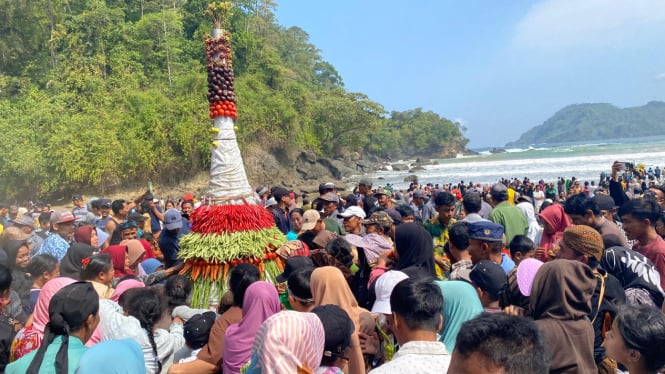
[[74, 226, 99, 249], [311, 266, 370, 374], [121, 239, 146, 276], [141, 258, 164, 275], [434, 280, 483, 352], [538, 204, 572, 260], [2, 240, 32, 314], [222, 281, 280, 374], [516, 198, 543, 244], [9, 277, 78, 361], [76, 338, 146, 374], [246, 311, 325, 374], [6, 282, 99, 374], [393, 223, 436, 281], [530, 259, 597, 374], [59, 243, 95, 279], [101, 244, 133, 278]]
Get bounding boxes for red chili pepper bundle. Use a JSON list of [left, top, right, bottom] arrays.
[[190, 205, 275, 234]]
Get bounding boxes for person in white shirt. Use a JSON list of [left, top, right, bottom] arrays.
[[369, 278, 450, 373]]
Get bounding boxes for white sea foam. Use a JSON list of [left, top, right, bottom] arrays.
[[348, 139, 665, 189]]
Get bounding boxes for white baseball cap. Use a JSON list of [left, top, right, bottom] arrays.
[[371, 270, 409, 314]]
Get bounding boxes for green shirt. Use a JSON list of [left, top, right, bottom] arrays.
[[488, 201, 528, 244], [6, 335, 87, 374]]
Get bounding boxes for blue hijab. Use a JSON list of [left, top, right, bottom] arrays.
[[434, 280, 484, 352], [76, 338, 145, 374], [141, 258, 164, 275]]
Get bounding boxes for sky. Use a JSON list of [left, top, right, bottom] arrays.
[[274, 0, 665, 148]]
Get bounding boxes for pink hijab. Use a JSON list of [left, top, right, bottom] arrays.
[[110, 279, 145, 303], [33, 277, 78, 336], [538, 204, 572, 258], [222, 281, 280, 374], [250, 311, 325, 373]]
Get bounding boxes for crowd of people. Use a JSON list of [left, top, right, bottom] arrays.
[[0, 160, 663, 373]]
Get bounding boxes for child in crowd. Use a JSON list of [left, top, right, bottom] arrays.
[[25, 254, 59, 312], [508, 235, 537, 267], [177, 311, 216, 363], [312, 305, 355, 374]]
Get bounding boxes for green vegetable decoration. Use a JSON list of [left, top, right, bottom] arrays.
[[177, 2, 287, 309]]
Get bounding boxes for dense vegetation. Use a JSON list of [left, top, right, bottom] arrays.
[[507, 101, 665, 147], [0, 0, 468, 199]]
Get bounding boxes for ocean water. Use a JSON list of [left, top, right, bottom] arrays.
[[349, 136, 665, 189]]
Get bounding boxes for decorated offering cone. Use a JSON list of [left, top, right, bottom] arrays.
[[177, 2, 286, 309]]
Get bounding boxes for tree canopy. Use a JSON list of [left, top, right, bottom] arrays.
[[0, 0, 468, 199]]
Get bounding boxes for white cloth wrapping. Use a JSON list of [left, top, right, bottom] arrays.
[[208, 115, 254, 201]]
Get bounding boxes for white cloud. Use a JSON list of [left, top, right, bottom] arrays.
[[513, 0, 665, 50], [656, 73, 665, 80]]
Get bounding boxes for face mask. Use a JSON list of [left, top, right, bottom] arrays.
[[137, 229, 144, 238]]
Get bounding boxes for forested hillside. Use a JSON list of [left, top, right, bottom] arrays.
[[0, 0, 467, 198], [507, 101, 665, 147]]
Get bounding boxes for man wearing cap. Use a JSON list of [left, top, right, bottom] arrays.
[[410, 190, 435, 222], [158, 208, 184, 267], [71, 194, 88, 221], [467, 221, 515, 274], [363, 211, 394, 248], [556, 225, 626, 372], [564, 193, 629, 248], [255, 185, 270, 207], [488, 183, 528, 244], [276, 256, 314, 284], [270, 187, 291, 235], [126, 212, 148, 239], [338, 206, 366, 235], [374, 188, 395, 210], [11, 214, 43, 251], [94, 199, 112, 231], [117, 220, 139, 242], [35, 210, 78, 262], [357, 178, 378, 218], [470, 260, 508, 312], [297, 210, 326, 251], [316, 192, 344, 229]]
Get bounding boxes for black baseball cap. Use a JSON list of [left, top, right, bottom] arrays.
[[184, 311, 216, 349], [276, 256, 314, 283], [470, 260, 507, 299]]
